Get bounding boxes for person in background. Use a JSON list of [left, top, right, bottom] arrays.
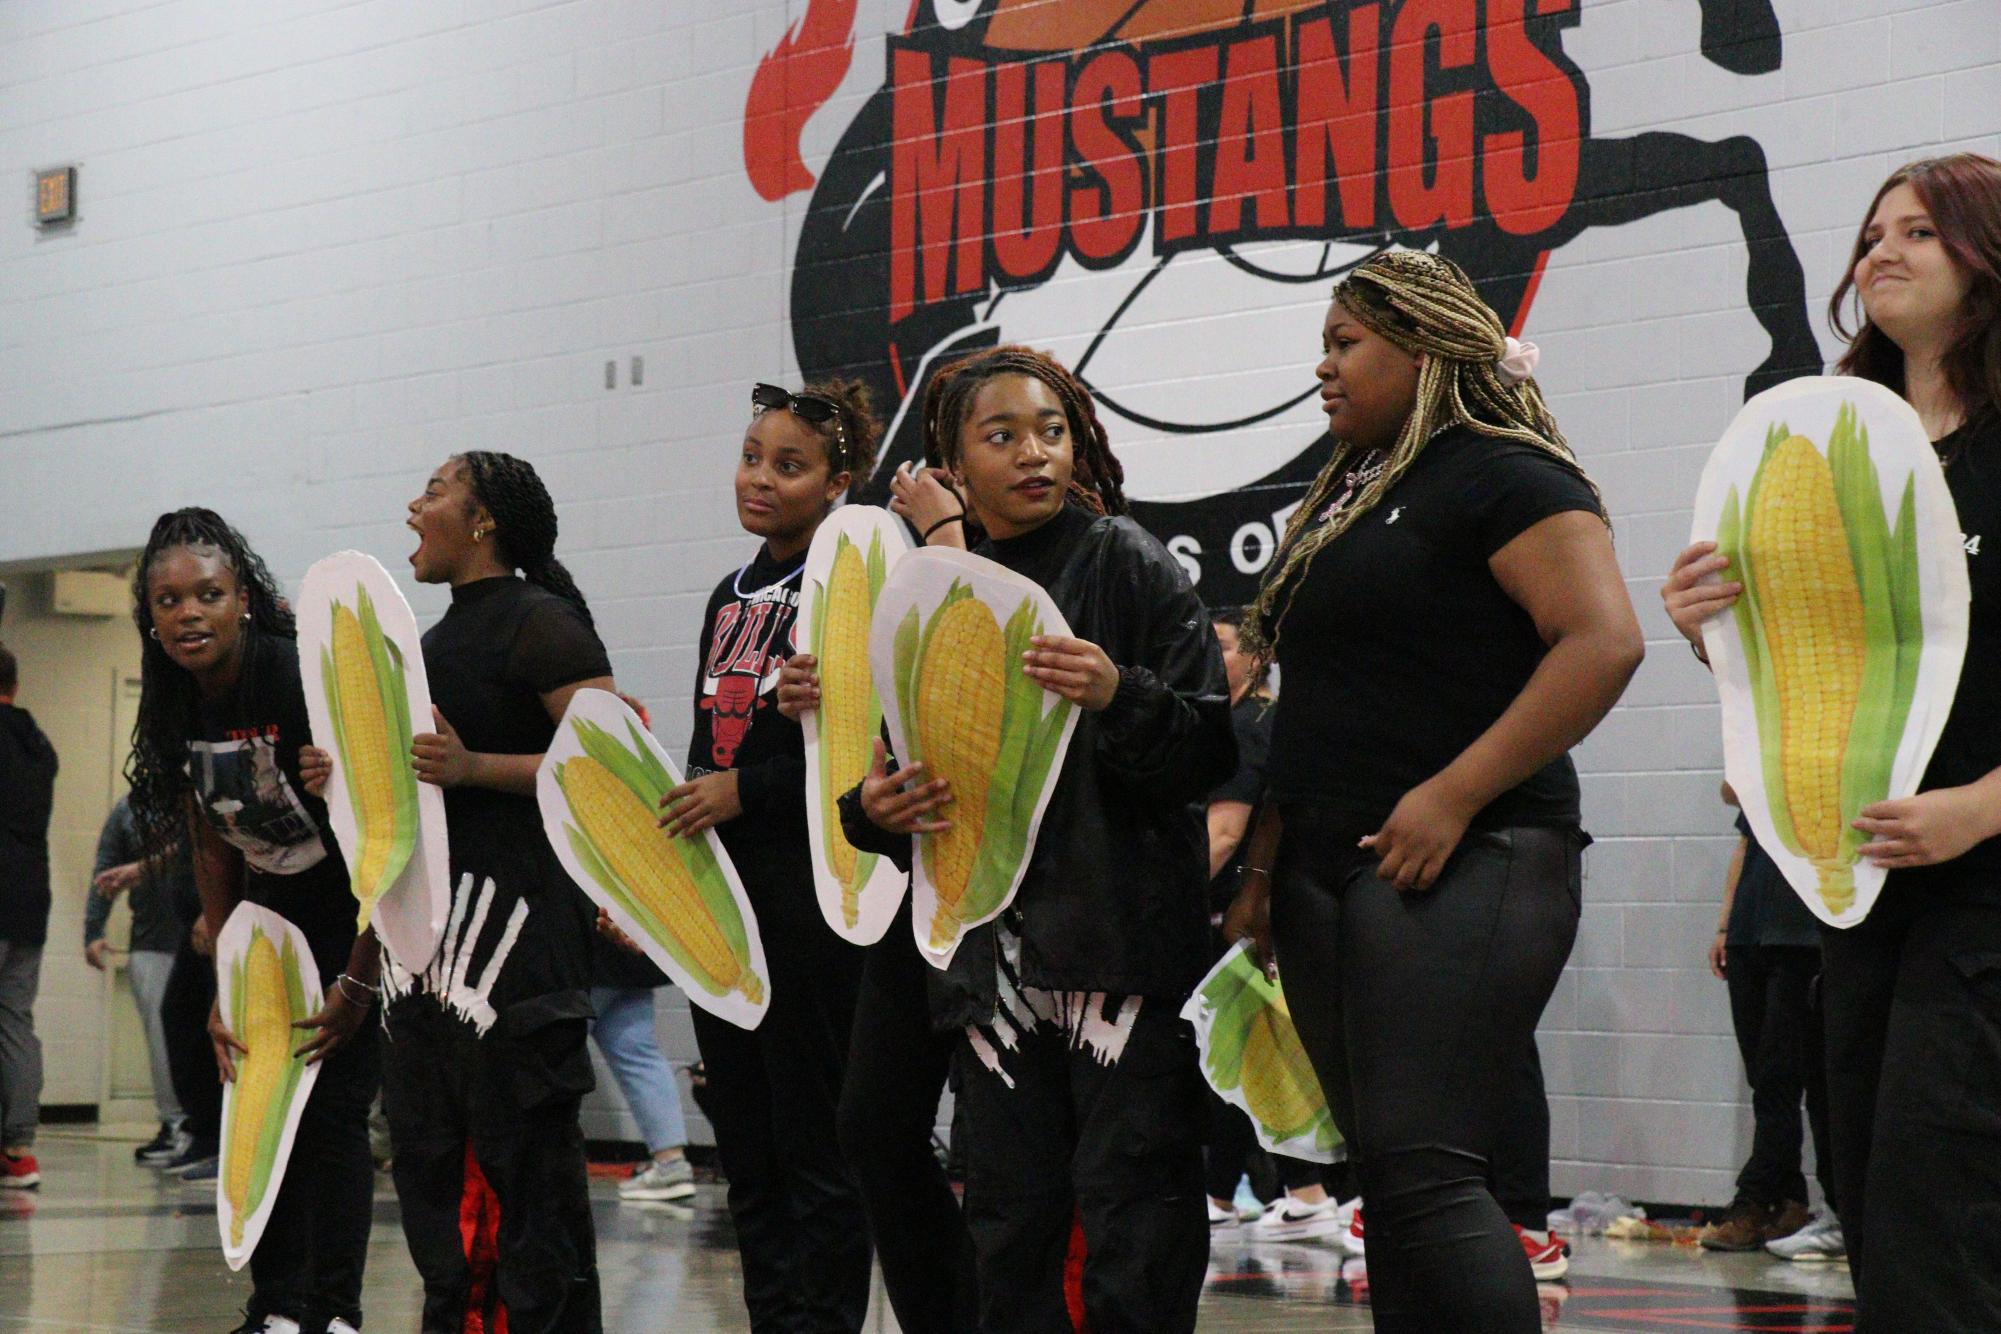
[[156, 886, 222, 1183], [1697, 784, 1836, 1258], [85, 793, 197, 1164], [1200, 608, 1348, 1242], [0, 641, 58, 1190], [1662, 153, 2001, 1327]]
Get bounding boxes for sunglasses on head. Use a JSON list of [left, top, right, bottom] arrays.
[[751, 383, 850, 469]]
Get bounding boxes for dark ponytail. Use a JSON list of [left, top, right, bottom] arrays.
[[127, 508, 294, 858], [457, 451, 594, 628]]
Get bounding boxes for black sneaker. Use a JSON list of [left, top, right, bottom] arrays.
[[136, 1121, 189, 1165], [162, 1136, 219, 1174]]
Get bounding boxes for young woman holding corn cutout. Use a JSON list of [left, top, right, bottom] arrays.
[[127, 508, 380, 1334], [674, 380, 880, 1334], [303, 451, 615, 1334], [1663, 153, 2001, 1329], [837, 346, 1236, 1334]]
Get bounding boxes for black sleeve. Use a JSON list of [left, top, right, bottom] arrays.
[[1093, 525, 1239, 806], [734, 734, 805, 819], [1462, 445, 1604, 559], [85, 802, 136, 946], [837, 774, 912, 871], [506, 597, 614, 695], [1208, 706, 1270, 807]]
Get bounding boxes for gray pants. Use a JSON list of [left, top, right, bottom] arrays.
[[0, 942, 43, 1150], [127, 949, 182, 1125]]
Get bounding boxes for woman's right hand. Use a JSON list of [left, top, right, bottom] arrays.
[[890, 462, 968, 547], [300, 745, 333, 798], [1222, 873, 1275, 977], [1661, 541, 1742, 648], [208, 997, 249, 1084], [859, 739, 953, 835], [776, 654, 821, 721]]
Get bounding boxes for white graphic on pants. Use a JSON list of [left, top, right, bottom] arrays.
[[966, 924, 1142, 1089]]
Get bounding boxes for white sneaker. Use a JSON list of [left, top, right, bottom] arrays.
[[1764, 1211, 1846, 1262], [619, 1156, 695, 1202], [1341, 1203, 1367, 1257], [1247, 1195, 1346, 1242], [1207, 1197, 1240, 1229], [326, 1320, 360, 1334], [261, 1319, 303, 1334]]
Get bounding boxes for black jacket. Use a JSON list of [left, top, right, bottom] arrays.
[[842, 505, 1235, 1026], [0, 703, 59, 947]]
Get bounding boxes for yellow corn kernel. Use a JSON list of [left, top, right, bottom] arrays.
[[820, 540, 874, 905], [1240, 1002, 1320, 1136], [1751, 435, 1865, 903], [916, 597, 1006, 943], [332, 604, 396, 897], [225, 931, 289, 1247], [565, 756, 760, 1003]]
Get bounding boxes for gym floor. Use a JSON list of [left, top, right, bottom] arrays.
[[1, 1130, 1858, 1332]]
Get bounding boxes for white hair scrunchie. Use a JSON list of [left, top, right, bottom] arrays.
[[1495, 337, 1540, 387]]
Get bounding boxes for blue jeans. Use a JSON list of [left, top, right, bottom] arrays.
[[587, 987, 687, 1154]]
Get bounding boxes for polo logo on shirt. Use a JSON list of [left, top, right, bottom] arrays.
[[1386, 508, 1404, 525]]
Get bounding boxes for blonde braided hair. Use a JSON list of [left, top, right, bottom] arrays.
[[1242, 251, 1604, 663]]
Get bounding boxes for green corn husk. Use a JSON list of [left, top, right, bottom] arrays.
[[1723, 404, 1926, 913], [557, 717, 754, 994], [1197, 951, 1339, 1154]]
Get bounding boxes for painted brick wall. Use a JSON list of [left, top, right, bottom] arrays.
[[3, 0, 1995, 1198]]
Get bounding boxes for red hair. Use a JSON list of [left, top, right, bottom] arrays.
[[1830, 153, 2001, 427]]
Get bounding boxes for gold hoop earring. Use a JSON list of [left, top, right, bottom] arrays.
[[474, 526, 490, 542]]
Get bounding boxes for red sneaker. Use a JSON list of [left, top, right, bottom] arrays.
[[1515, 1224, 1569, 1280], [1342, 1205, 1366, 1257], [0, 1152, 39, 1190]]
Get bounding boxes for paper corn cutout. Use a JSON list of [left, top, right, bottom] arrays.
[[215, 902, 323, 1269], [870, 549, 1079, 968], [538, 688, 770, 1029], [299, 552, 450, 973], [1181, 943, 1340, 1162], [800, 506, 911, 945], [1694, 377, 1969, 927]]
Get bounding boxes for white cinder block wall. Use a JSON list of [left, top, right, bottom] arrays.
[[3, 0, 1995, 1200]]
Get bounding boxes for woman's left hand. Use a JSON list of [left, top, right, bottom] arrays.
[[299, 745, 333, 798], [1361, 779, 1479, 892], [412, 708, 477, 788], [1854, 785, 1998, 869], [660, 770, 743, 838], [292, 983, 371, 1064], [1023, 635, 1120, 711]]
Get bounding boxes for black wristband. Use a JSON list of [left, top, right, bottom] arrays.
[[923, 513, 966, 541]]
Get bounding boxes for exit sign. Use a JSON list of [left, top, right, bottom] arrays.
[[36, 167, 75, 225]]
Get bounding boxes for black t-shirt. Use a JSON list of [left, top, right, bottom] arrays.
[[1726, 813, 1821, 948], [1266, 425, 1603, 839], [419, 576, 613, 1012], [190, 637, 355, 984], [1204, 695, 1273, 909], [1892, 413, 2001, 901], [689, 544, 815, 932]]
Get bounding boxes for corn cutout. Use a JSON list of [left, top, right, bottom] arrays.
[[556, 718, 764, 1005], [221, 926, 311, 1249], [321, 586, 419, 929], [809, 530, 887, 927], [1719, 406, 1926, 916], [892, 578, 1074, 953], [1186, 946, 1340, 1159]]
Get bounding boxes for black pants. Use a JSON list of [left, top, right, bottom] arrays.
[[162, 936, 221, 1144], [834, 907, 975, 1334], [1202, 1084, 1330, 1201], [382, 992, 602, 1334], [249, 1019, 382, 1332], [1724, 943, 1832, 1210], [1821, 891, 2001, 1330], [690, 922, 871, 1334], [955, 997, 1209, 1334], [1491, 1037, 1553, 1232], [1272, 820, 1581, 1334]]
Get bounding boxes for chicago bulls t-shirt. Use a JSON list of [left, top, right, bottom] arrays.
[[690, 544, 815, 930]]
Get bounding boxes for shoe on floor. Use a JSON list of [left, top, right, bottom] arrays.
[[1515, 1225, 1570, 1280], [1699, 1198, 1775, 1251], [178, 1155, 220, 1186], [0, 1152, 38, 1190], [1341, 1205, 1366, 1257], [1765, 1199, 1812, 1241], [1248, 1195, 1346, 1242], [619, 1155, 695, 1202], [137, 1121, 191, 1165], [162, 1138, 219, 1174], [326, 1319, 361, 1333], [1765, 1210, 1846, 1262], [226, 1316, 301, 1334], [1207, 1198, 1239, 1229]]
